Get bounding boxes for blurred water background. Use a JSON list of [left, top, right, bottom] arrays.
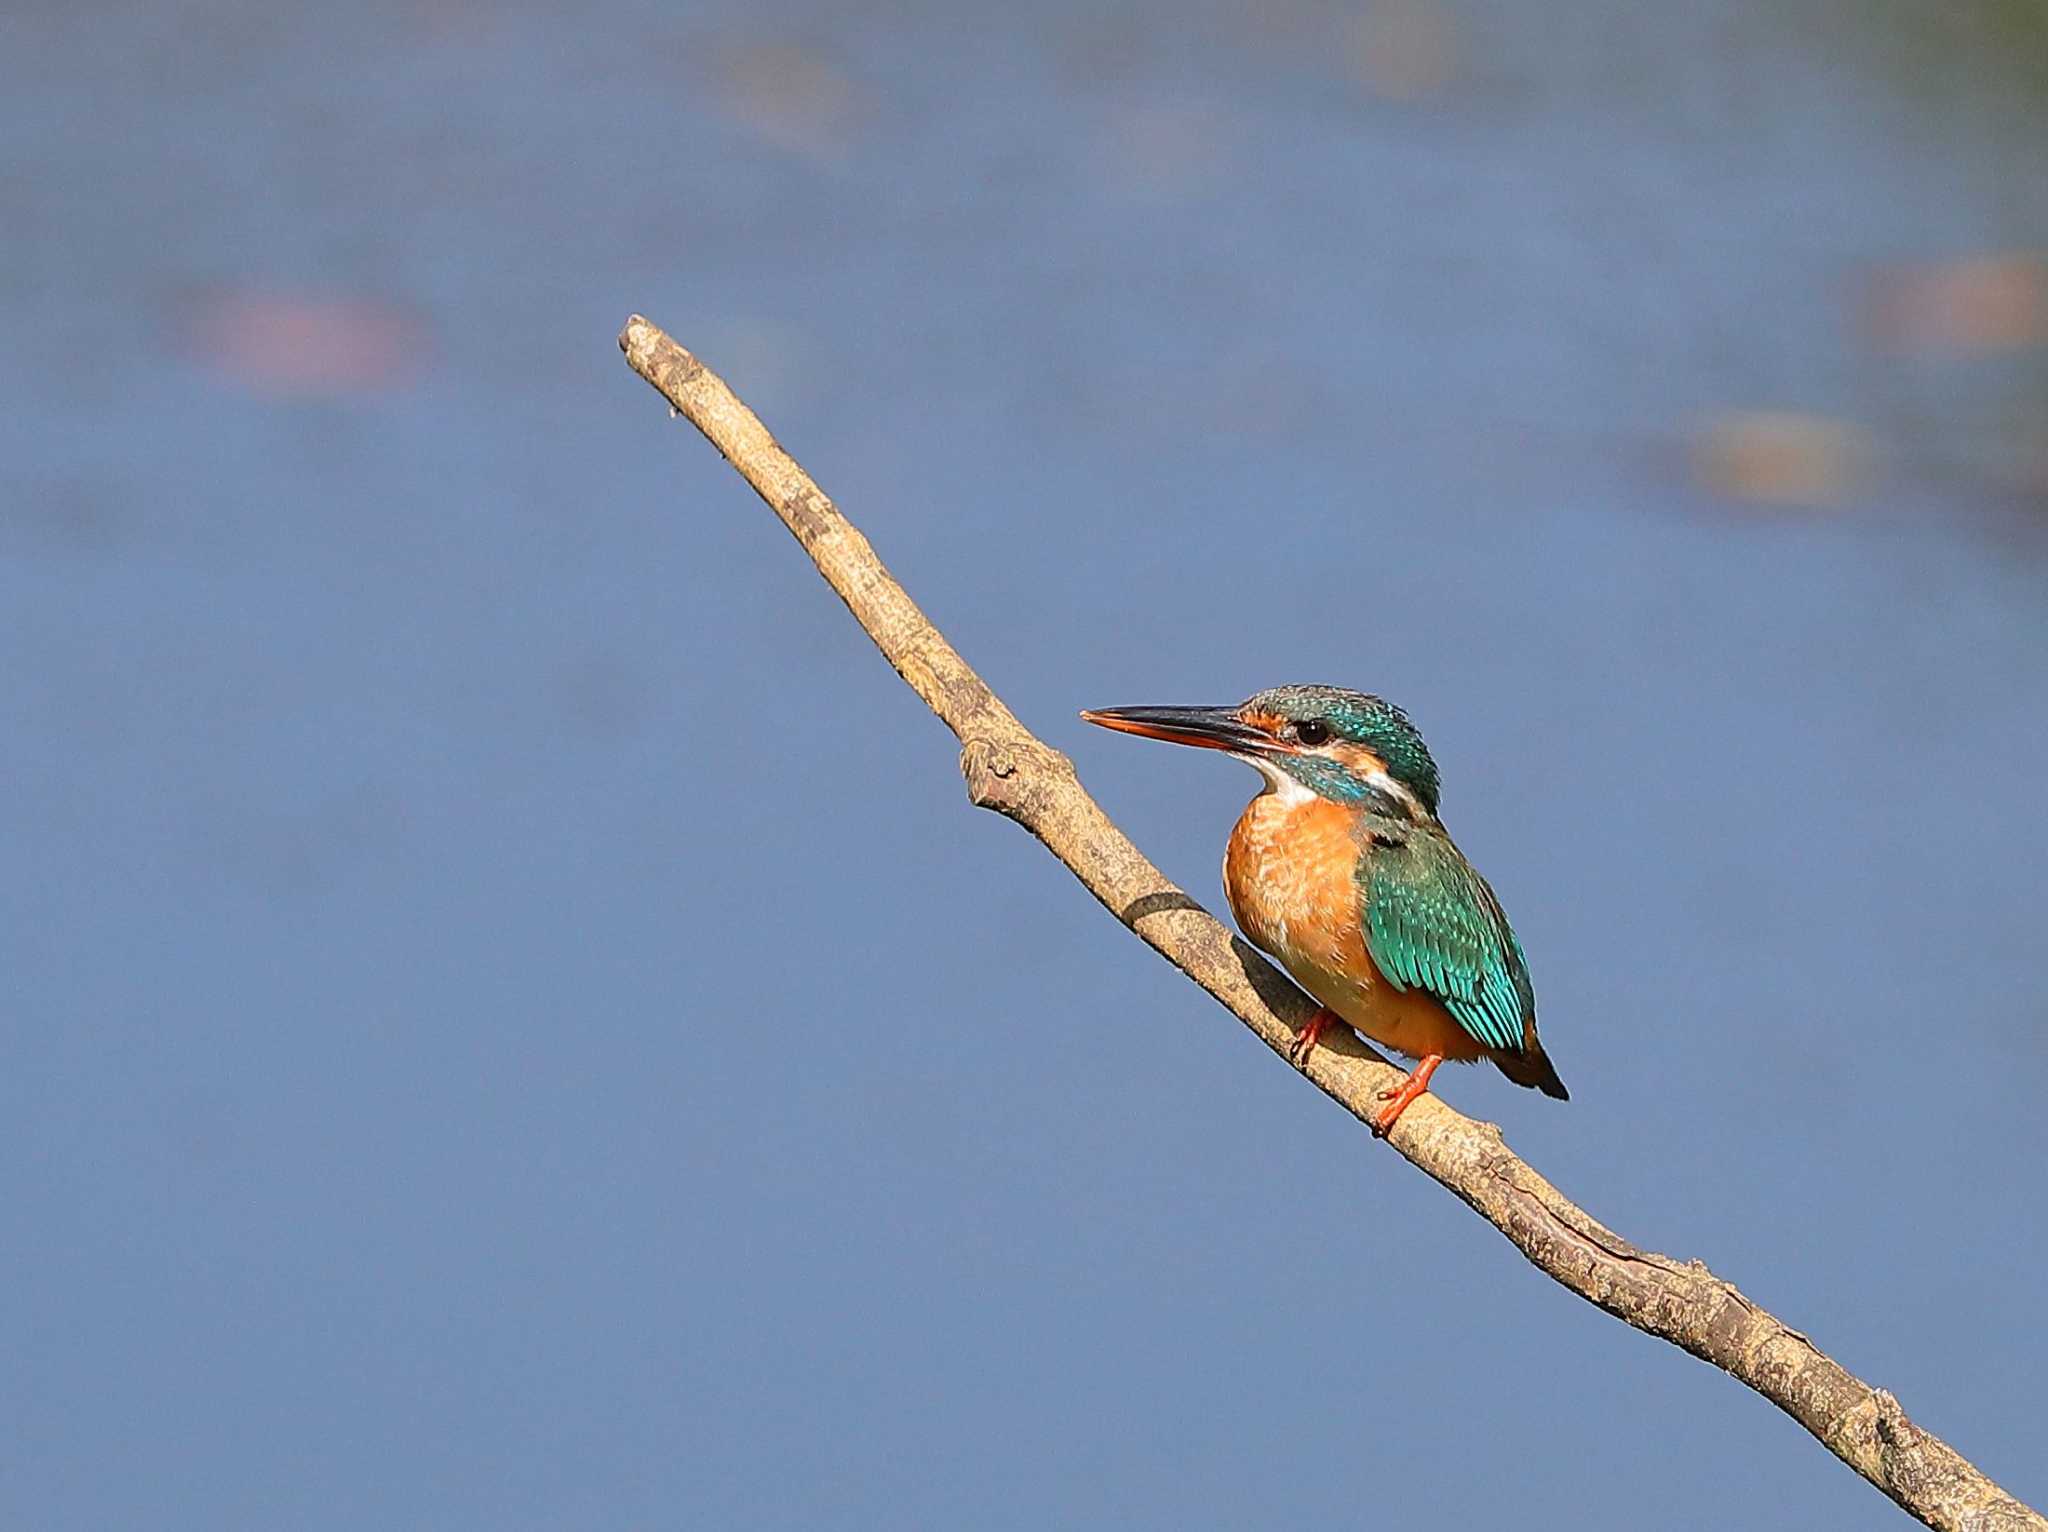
[[5, 1, 2046, 1526]]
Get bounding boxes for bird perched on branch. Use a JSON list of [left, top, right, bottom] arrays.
[[1082, 685, 1567, 1137]]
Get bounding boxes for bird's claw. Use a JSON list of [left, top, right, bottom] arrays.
[[1367, 1054, 1444, 1140], [1288, 1007, 1334, 1069]]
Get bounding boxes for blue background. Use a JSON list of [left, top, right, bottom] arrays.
[[6, 1, 2046, 1526]]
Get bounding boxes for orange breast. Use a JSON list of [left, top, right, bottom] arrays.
[[1223, 792, 1485, 1063]]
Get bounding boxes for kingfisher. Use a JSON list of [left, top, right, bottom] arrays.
[[1081, 685, 1567, 1136]]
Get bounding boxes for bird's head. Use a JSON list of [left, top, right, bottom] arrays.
[[1081, 684, 1440, 819]]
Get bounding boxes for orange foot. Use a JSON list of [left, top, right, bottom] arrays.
[[1287, 1006, 1338, 1068], [1369, 1054, 1443, 1139]]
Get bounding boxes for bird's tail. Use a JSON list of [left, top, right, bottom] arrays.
[[1496, 1038, 1570, 1101]]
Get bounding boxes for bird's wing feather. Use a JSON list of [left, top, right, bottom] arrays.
[[1362, 832, 1534, 1054]]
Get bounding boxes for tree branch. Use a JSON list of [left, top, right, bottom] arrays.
[[618, 314, 2041, 1532]]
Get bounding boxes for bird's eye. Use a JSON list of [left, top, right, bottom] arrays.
[[1294, 719, 1331, 746]]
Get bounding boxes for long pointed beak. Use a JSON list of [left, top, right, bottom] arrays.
[[1079, 704, 1280, 755]]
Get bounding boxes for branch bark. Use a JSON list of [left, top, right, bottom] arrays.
[[618, 314, 2042, 1532]]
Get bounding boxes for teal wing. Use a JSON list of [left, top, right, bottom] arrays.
[[1362, 832, 1535, 1054]]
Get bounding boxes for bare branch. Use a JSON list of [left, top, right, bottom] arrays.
[[619, 314, 2042, 1532]]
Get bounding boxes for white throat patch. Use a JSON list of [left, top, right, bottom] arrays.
[[1238, 754, 1427, 818], [1241, 754, 1319, 805]]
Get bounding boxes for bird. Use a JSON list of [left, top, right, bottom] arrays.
[[1081, 684, 1567, 1137]]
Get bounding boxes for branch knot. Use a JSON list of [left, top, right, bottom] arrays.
[[962, 736, 1069, 820]]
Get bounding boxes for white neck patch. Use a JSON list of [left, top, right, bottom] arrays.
[[1364, 769, 1427, 817]]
